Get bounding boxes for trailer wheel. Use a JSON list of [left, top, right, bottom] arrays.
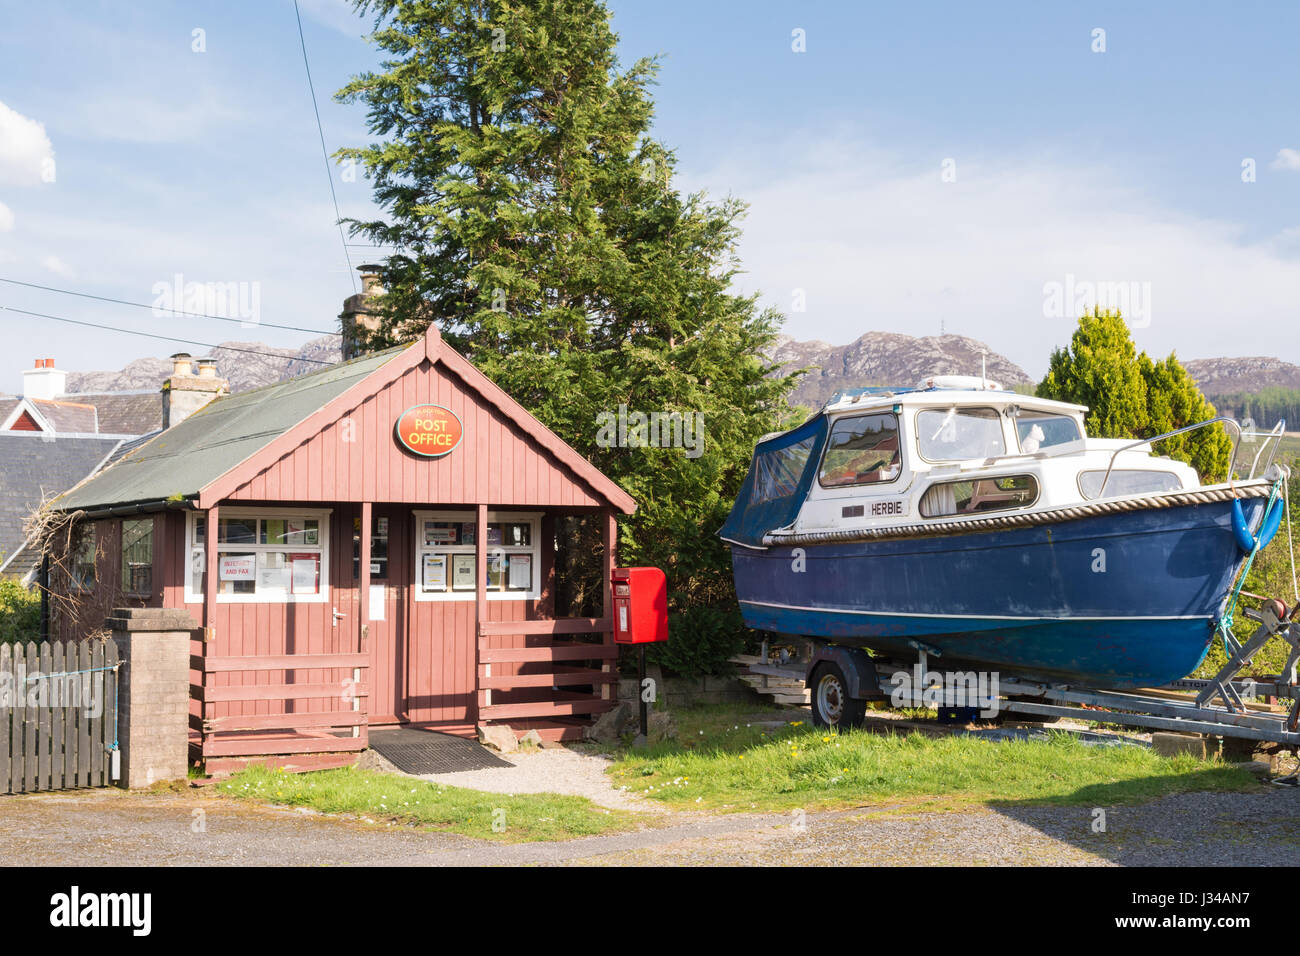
[[810, 662, 866, 729]]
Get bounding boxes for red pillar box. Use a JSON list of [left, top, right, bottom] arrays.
[[611, 567, 668, 644]]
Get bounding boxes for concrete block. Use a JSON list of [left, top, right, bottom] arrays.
[[1152, 732, 1207, 759]]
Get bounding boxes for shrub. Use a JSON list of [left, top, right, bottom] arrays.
[[0, 580, 40, 644]]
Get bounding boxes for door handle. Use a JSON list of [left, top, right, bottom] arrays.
[[332, 608, 346, 627]]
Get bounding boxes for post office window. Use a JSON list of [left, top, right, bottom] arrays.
[[819, 414, 902, 487], [121, 518, 153, 596], [413, 511, 541, 602], [185, 509, 330, 604]]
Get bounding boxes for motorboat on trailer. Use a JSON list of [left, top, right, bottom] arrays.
[[720, 375, 1291, 695]]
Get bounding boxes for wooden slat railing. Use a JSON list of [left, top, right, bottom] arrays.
[[192, 652, 369, 758], [476, 618, 617, 723]]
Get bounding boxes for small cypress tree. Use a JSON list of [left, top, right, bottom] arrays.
[[1038, 307, 1231, 481]]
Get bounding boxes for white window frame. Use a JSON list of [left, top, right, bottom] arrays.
[[183, 507, 332, 605], [413, 510, 542, 603]]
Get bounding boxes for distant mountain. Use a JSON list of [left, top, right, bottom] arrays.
[[65, 335, 342, 395], [1183, 357, 1300, 396], [770, 332, 1032, 409]]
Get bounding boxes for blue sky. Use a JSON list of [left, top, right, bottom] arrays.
[[0, 0, 1297, 394]]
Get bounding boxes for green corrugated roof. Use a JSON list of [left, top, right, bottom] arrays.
[[56, 347, 403, 511]]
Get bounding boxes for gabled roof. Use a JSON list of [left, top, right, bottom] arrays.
[[56, 326, 636, 515], [56, 347, 400, 511]]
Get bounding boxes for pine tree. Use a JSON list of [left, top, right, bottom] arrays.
[[336, 0, 797, 673], [1037, 307, 1231, 481]]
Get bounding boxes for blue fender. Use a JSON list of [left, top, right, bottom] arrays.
[[1232, 497, 1284, 553]]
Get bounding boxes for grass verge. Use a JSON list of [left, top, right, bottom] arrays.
[[608, 706, 1261, 813], [218, 765, 634, 843]]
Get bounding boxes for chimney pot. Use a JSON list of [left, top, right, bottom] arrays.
[[169, 352, 194, 377]]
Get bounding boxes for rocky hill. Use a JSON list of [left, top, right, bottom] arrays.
[[66, 335, 342, 394], [1183, 357, 1300, 396], [770, 332, 1033, 409]]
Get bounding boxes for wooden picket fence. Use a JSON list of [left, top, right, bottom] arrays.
[[0, 640, 119, 793]]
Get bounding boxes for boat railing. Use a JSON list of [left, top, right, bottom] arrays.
[[1097, 416, 1287, 498]]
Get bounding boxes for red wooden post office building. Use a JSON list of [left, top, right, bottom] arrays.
[[54, 323, 635, 772]]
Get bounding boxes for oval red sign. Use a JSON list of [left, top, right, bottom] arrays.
[[395, 404, 463, 457]]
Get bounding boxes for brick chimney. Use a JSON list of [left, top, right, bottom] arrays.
[[162, 353, 227, 429], [22, 358, 67, 401], [339, 264, 385, 361]]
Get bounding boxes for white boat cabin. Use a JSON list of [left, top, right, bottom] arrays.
[[792, 376, 1199, 536]]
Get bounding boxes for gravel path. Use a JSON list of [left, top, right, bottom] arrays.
[[410, 747, 658, 813], [2, 783, 1300, 866]]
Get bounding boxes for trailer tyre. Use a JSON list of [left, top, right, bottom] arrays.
[[810, 662, 866, 730]]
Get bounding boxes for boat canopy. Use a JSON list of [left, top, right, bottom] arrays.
[[719, 414, 828, 548]]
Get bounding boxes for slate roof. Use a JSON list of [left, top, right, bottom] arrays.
[[56, 348, 401, 511], [59, 391, 162, 436], [0, 433, 124, 576], [28, 398, 98, 433]]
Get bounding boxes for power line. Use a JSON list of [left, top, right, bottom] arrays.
[[0, 277, 341, 336], [293, 0, 357, 296], [0, 305, 335, 366]]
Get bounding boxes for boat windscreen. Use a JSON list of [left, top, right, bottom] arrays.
[[719, 416, 828, 548]]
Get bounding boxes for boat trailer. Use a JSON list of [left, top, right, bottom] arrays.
[[786, 598, 1300, 767]]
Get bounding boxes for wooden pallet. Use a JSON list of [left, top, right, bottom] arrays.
[[731, 654, 811, 706]]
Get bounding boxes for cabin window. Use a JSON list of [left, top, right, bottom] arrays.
[[818, 413, 902, 487], [916, 407, 1005, 461], [184, 509, 331, 603], [121, 518, 153, 597], [1015, 411, 1081, 453], [1078, 469, 1182, 500], [753, 436, 815, 503], [413, 511, 542, 602], [920, 475, 1039, 517]]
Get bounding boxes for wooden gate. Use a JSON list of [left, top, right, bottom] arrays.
[[0, 640, 120, 793]]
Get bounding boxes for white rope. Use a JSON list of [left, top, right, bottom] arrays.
[[1285, 475, 1298, 604]]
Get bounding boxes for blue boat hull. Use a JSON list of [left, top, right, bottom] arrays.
[[732, 498, 1264, 689]]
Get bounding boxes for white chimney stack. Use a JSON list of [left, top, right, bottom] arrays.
[[22, 358, 67, 401]]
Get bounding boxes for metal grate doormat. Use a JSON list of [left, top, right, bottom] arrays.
[[367, 728, 513, 774]]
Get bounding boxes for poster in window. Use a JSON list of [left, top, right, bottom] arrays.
[[508, 553, 531, 590], [459, 522, 476, 545], [290, 553, 319, 594], [219, 553, 256, 580], [452, 554, 475, 590], [376, 516, 389, 536], [424, 522, 457, 545], [486, 524, 503, 547], [423, 552, 447, 591], [487, 551, 506, 589], [257, 552, 291, 591]]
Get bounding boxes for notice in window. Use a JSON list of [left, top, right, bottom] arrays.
[[508, 553, 531, 590], [423, 552, 447, 591], [452, 554, 475, 590], [219, 554, 256, 581], [257, 552, 291, 591], [424, 522, 457, 545], [290, 554, 319, 594]]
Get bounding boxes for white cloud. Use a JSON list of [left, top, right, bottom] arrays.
[[0, 200, 13, 231], [40, 255, 74, 278], [1270, 148, 1300, 172], [0, 100, 55, 187], [686, 138, 1300, 376]]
